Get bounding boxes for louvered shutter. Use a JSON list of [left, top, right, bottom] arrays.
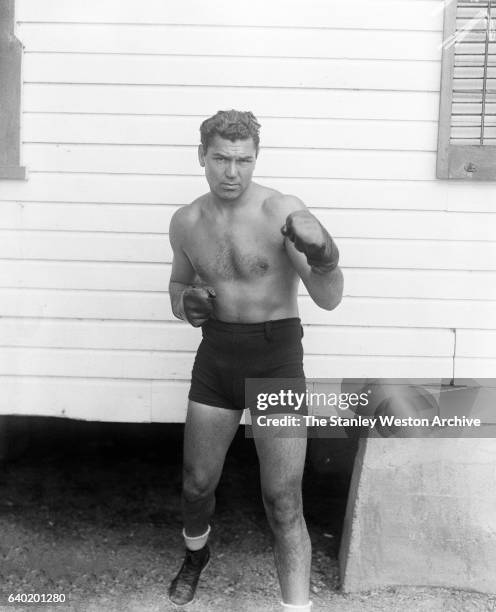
[[437, 1, 496, 179]]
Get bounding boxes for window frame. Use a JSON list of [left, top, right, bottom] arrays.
[[0, 0, 26, 180]]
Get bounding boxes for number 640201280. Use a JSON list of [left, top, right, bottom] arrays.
[[8, 593, 66, 604]]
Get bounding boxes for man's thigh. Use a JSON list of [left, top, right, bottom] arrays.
[[183, 400, 243, 483], [254, 432, 307, 497]]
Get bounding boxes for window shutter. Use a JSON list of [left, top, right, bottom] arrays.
[[0, 0, 26, 180], [437, 0, 496, 179]]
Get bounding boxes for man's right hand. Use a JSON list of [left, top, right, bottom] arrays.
[[181, 286, 216, 327]]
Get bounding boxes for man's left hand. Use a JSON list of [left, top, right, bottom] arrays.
[[281, 210, 339, 273]]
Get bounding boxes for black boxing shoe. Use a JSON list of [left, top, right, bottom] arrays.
[[168, 545, 210, 606]]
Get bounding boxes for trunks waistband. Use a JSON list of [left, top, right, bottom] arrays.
[[204, 317, 301, 334]]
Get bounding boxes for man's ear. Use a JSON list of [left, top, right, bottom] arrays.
[[198, 144, 205, 167]]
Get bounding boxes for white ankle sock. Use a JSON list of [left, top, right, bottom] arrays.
[[281, 602, 312, 612], [183, 525, 211, 551]]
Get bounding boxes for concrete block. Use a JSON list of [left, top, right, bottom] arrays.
[[339, 437, 496, 594]]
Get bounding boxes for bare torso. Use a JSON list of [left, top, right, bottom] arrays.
[[180, 183, 300, 322]]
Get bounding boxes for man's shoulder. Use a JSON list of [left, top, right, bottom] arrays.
[[261, 187, 307, 219], [169, 196, 209, 250], [170, 194, 208, 232]]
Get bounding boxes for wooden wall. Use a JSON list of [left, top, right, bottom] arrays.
[[0, 0, 494, 421]]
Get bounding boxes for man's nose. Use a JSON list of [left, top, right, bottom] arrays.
[[225, 160, 237, 178]]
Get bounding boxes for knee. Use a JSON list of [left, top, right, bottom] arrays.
[[263, 486, 303, 531], [182, 465, 216, 503]]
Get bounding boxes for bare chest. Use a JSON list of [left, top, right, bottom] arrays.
[[188, 226, 281, 282]]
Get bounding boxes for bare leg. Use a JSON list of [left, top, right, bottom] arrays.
[[182, 400, 243, 536], [169, 401, 243, 606], [254, 433, 311, 606]]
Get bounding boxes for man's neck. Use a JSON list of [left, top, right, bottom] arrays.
[[208, 183, 257, 214]]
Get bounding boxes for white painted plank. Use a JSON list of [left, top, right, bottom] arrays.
[[0, 203, 495, 242], [23, 54, 441, 92], [0, 202, 176, 233], [0, 319, 454, 357], [0, 319, 200, 351], [0, 347, 452, 380], [456, 331, 496, 358], [23, 114, 438, 152], [0, 376, 153, 421], [0, 288, 171, 320], [331, 239, 496, 273], [303, 356, 453, 378], [454, 359, 496, 379], [0, 230, 169, 263], [1, 289, 495, 329], [3, 175, 495, 213], [300, 297, 496, 330], [316, 210, 496, 242], [18, 23, 442, 61], [2, 261, 496, 301], [2, 231, 495, 271], [0, 347, 192, 379], [23, 84, 440, 121], [17, 0, 444, 31], [151, 381, 200, 422], [342, 270, 496, 301], [23, 143, 436, 180], [3, 288, 147, 320], [0, 260, 173, 291]]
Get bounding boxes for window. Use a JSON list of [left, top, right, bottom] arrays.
[[0, 0, 26, 180], [437, 0, 496, 179]]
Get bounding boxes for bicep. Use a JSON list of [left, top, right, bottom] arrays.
[[169, 211, 197, 286], [170, 244, 196, 286]]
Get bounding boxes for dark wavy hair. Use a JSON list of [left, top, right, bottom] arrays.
[[200, 110, 261, 153]]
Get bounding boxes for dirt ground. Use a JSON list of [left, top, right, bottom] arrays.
[[0, 419, 495, 612]]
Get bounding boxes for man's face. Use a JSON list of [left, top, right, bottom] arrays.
[[199, 135, 257, 201]]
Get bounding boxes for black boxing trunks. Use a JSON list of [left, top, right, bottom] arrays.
[[188, 317, 306, 411]]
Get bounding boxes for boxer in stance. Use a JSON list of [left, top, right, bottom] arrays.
[[168, 110, 343, 611]]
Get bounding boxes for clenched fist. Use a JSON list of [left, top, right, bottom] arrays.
[[281, 210, 339, 273], [181, 286, 216, 327]]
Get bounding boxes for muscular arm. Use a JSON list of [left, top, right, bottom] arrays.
[[169, 208, 197, 320], [286, 240, 344, 310], [169, 207, 216, 326], [280, 196, 344, 311]]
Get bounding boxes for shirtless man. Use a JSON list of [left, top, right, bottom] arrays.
[[168, 110, 343, 611]]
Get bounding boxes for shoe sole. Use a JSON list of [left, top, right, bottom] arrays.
[[168, 556, 211, 608]]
